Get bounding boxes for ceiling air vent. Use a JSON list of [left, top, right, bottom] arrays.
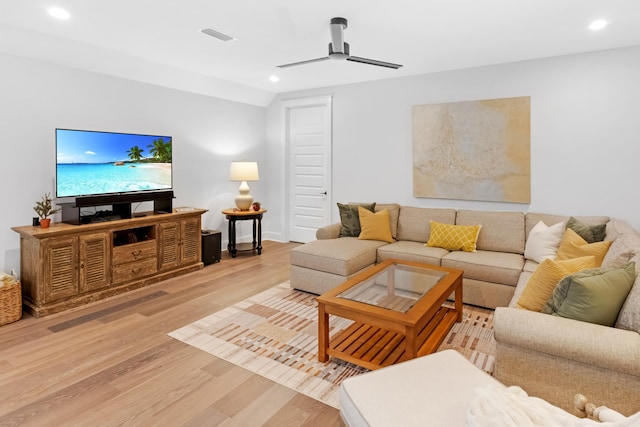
[[201, 28, 237, 42]]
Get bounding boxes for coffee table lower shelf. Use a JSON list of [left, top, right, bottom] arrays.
[[327, 306, 458, 371]]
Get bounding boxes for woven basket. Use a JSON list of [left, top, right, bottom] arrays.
[[0, 276, 22, 326]]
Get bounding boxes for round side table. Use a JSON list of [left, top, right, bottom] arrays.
[[222, 208, 267, 258]]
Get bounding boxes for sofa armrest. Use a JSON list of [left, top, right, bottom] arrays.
[[494, 307, 640, 377], [316, 223, 341, 240]]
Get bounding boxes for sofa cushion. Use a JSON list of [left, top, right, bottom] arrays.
[[457, 210, 525, 254], [515, 256, 596, 312], [442, 250, 524, 286], [509, 271, 533, 307], [523, 259, 539, 273], [604, 220, 640, 332], [525, 213, 609, 241], [524, 220, 565, 263], [376, 241, 449, 265], [427, 221, 481, 252], [358, 207, 394, 243], [337, 202, 376, 237], [556, 228, 612, 266], [567, 216, 607, 243], [396, 207, 457, 243], [616, 251, 640, 333], [603, 219, 639, 268], [375, 203, 400, 240], [542, 262, 636, 327], [290, 237, 386, 276]]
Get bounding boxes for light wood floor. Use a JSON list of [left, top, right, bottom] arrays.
[[0, 241, 344, 426]]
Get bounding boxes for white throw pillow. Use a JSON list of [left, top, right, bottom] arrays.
[[524, 220, 565, 263]]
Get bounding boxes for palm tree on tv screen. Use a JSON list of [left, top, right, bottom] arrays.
[[126, 145, 144, 161], [148, 138, 172, 163]]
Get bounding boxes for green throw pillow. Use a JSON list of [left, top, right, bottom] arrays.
[[542, 262, 636, 326], [566, 217, 607, 243], [337, 202, 376, 237]]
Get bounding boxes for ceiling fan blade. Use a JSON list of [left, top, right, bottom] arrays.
[[277, 56, 330, 68], [347, 56, 403, 69], [330, 17, 347, 53]]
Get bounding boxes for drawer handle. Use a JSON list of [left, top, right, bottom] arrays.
[[131, 268, 140, 274], [131, 250, 143, 258]]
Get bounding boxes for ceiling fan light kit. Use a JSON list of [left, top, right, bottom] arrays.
[[278, 17, 402, 69]]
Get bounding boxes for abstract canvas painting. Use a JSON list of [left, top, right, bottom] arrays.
[[413, 96, 530, 203]]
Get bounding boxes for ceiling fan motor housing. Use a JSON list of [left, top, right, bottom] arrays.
[[329, 42, 349, 60], [330, 17, 348, 28]]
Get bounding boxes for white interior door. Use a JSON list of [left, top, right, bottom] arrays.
[[285, 96, 332, 243]]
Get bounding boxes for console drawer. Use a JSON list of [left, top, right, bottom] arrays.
[[112, 241, 157, 265], [112, 258, 158, 284]]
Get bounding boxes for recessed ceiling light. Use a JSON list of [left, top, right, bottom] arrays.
[[269, 75, 280, 83], [48, 7, 71, 20], [589, 19, 607, 31]]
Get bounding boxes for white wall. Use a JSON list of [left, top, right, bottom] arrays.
[[267, 46, 640, 239], [2, 45, 639, 272], [0, 53, 267, 273]]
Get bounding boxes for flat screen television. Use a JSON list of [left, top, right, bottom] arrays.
[[56, 128, 173, 199]]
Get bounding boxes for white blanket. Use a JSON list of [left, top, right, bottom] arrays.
[[467, 385, 640, 427]]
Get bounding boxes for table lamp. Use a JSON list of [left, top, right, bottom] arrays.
[[229, 161, 259, 210]]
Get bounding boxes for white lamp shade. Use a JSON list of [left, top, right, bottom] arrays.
[[229, 161, 259, 181]]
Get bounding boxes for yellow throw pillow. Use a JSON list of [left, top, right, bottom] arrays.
[[516, 256, 597, 312], [426, 221, 482, 252], [358, 206, 394, 243], [555, 228, 612, 266]]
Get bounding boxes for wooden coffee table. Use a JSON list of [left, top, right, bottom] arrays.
[[317, 259, 463, 370]]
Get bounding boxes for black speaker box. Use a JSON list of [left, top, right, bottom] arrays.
[[202, 230, 221, 265]]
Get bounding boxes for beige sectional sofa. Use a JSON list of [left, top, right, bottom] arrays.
[[291, 204, 608, 308], [289, 204, 640, 415], [495, 218, 640, 416]]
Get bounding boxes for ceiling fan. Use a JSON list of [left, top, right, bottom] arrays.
[[277, 17, 403, 69]]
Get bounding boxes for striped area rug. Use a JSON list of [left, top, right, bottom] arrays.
[[168, 282, 495, 409]]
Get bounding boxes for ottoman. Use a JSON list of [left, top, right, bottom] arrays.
[[339, 349, 502, 427]]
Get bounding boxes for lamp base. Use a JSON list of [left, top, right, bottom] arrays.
[[235, 181, 253, 211], [235, 194, 253, 211]]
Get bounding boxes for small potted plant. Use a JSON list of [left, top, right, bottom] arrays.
[[33, 193, 60, 228]]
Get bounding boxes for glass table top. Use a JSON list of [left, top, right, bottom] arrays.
[[337, 263, 447, 313]]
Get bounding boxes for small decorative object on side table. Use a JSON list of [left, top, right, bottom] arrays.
[[222, 208, 267, 258]]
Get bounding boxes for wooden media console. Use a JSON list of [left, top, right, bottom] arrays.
[[12, 209, 206, 317]]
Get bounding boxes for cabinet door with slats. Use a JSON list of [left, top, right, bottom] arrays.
[[80, 232, 111, 292], [158, 221, 180, 270], [42, 236, 79, 303], [180, 217, 201, 265]]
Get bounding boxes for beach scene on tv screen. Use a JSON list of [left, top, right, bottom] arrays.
[[56, 129, 172, 198]]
